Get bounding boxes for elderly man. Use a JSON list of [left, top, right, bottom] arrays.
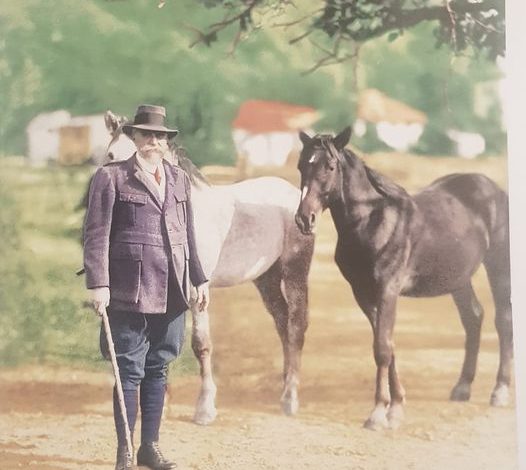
[[83, 104, 209, 470]]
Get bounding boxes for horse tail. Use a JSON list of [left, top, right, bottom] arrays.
[[76, 173, 94, 211], [483, 181, 513, 403], [489, 185, 510, 250], [483, 184, 511, 298]]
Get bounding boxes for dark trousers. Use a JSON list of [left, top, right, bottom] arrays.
[[100, 309, 186, 445]]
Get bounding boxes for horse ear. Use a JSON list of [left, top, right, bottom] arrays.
[[104, 109, 128, 135], [104, 110, 121, 134], [299, 131, 312, 147], [334, 126, 352, 150]]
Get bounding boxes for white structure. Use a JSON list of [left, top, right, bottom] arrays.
[[26, 110, 110, 165], [447, 129, 486, 159], [26, 110, 71, 165], [232, 100, 320, 168], [354, 88, 427, 152], [232, 130, 298, 166], [69, 114, 110, 164]]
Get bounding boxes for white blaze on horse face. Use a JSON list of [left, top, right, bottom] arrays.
[[301, 185, 309, 201], [308, 154, 317, 164]]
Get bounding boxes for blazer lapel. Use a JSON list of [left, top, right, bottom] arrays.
[[129, 154, 163, 210]]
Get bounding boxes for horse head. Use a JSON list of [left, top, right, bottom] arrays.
[[103, 110, 137, 163], [295, 126, 351, 235]]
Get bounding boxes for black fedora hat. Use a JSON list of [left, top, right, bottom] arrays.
[[122, 104, 179, 138]]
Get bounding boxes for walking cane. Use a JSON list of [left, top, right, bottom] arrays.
[[100, 306, 134, 457]]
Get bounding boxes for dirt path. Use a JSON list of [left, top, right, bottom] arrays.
[[0, 212, 518, 469]]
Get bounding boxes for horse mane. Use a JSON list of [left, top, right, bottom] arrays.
[[343, 149, 410, 202], [169, 143, 210, 186], [363, 165, 410, 201]]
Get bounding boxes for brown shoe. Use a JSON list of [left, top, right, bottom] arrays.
[[137, 442, 177, 469], [115, 445, 134, 470]]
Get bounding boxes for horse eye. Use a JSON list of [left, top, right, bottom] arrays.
[[108, 152, 114, 160], [325, 161, 335, 171]]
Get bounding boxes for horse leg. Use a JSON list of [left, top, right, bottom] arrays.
[[450, 283, 484, 402], [253, 265, 291, 414], [364, 295, 399, 431], [190, 301, 218, 425], [254, 259, 308, 416], [387, 353, 406, 429], [484, 240, 513, 407], [281, 255, 310, 416]]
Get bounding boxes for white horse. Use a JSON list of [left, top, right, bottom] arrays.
[[102, 111, 315, 425]]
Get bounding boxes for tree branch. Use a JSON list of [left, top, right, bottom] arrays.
[[302, 34, 358, 75], [182, 0, 504, 62], [445, 0, 458, 52], [336, 0, 501, 42], [189, 0, 261, 48]]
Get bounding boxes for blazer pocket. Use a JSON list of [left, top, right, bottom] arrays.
[[116, 192, 148, 226], [109, 242, 143, 304], [173, 186, 187, 227]]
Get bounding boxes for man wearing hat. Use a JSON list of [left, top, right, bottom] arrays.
[[83, 104, 209, 469]]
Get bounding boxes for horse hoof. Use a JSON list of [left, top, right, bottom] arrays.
[[387, 404, 404, 430], [490, 386, 509, 407], [450, 383, 471, 402], [281, 398, 299, 416], [363, 417, 388, 431], [363, 412, 389, 431], [193, 408, 218, 426]]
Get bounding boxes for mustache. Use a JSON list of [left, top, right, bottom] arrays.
[[143, 144, 166, 152]]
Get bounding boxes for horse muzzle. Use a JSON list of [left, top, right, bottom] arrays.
[[295, 211, 316, 235]]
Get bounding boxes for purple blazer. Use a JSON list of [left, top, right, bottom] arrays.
[[83, 154, 207, 314]]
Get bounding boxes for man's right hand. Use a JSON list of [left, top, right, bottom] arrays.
[[89, 287, 110, 316]]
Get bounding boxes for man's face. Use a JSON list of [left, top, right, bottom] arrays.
[[132, 129, 169, 160]]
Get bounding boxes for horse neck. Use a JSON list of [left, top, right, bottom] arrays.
[[328, 153, 385, 235]]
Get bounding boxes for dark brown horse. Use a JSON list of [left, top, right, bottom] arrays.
[[295, 127, 512, 430]]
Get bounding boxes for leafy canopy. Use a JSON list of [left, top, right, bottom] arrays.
[[190, 0, 505, 62]]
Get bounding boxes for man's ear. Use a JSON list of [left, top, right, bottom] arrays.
[[334, 126, 352, 150]]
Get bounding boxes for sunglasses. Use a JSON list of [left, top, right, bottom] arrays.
[[138, 130, 168, 140]]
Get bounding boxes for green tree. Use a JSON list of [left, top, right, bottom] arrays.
[[190, 0, 505, 66]]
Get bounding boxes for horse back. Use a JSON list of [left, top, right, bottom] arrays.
[[402, 173, 507, 297], [417, 173, 507, 235], [196, 177, 308, 287]]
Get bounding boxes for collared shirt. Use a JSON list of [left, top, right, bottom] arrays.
[[136, 153, 166, 204]]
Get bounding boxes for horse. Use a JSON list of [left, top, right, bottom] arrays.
[[102, 111, 315, 425], [294, 127, 512, 430]]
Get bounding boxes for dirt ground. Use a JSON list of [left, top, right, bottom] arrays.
[[0, 199, 518, 469]]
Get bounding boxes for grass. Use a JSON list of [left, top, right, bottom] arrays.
[[0, 157, 198, 374]]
